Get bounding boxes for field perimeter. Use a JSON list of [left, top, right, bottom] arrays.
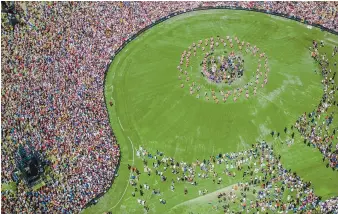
[[84, 9, 338, 214]]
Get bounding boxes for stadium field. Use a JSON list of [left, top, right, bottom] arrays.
[[84, 10, 338, 214]]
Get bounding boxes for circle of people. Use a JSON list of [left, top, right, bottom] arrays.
[[177, 36, 270, 103], [202, 51, 245, 85]]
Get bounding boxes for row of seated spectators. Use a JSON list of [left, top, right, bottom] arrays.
[[207, 1, 338, 31], [1, 1, 337, 213]]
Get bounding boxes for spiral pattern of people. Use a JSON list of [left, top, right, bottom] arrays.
[[177, 36, 270, 103]]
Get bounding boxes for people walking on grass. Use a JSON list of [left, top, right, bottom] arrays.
[[134, 141, 336, 213]]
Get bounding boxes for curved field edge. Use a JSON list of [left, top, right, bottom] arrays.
[[83, 9, 338, 214]]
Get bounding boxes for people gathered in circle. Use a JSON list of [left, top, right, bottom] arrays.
[[202, 52, 245, 84]]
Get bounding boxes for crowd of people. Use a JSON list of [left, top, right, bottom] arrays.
[[201, 46, 245, 85], [295, 42, 338, 170], [134, 143, 338, 213], [1, 1, 337, 213], [203, 1, 338, 32]]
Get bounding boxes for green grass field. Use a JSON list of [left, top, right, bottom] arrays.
[[83, 10, 338, 214]]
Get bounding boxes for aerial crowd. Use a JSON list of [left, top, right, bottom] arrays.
[[133, 143, 338, 213], [1, 1, 338, 213]]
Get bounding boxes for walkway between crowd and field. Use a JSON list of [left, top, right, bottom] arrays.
[[107, 136, 135, 211]]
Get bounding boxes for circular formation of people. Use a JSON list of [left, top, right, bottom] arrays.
[[1, 1, 338, 214], [202, 51, 245, 85], [177, 36, 270, 103]]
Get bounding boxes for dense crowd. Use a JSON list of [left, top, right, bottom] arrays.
[[204, 1, 338, 32], [202, 47, 246, 85], [1, 1, 337, 213]]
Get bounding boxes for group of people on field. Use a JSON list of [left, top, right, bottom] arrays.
[[132, 143, 338, 213], [178, 36, 269, 103], [202, 50, 245, 85], [296, 42, 338, 170]]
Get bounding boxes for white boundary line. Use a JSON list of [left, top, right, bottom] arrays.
[[128, 136, 135, 163], [170, 184, 236, 210], [118, 117, 124, 131], [108, 136, 135, 210], [110, 177, 130, 210]]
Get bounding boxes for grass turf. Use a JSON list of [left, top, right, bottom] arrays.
[[83, 9, 338, 214]]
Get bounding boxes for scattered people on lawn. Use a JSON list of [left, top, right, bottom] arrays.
[[134, 141, 337, 213]]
